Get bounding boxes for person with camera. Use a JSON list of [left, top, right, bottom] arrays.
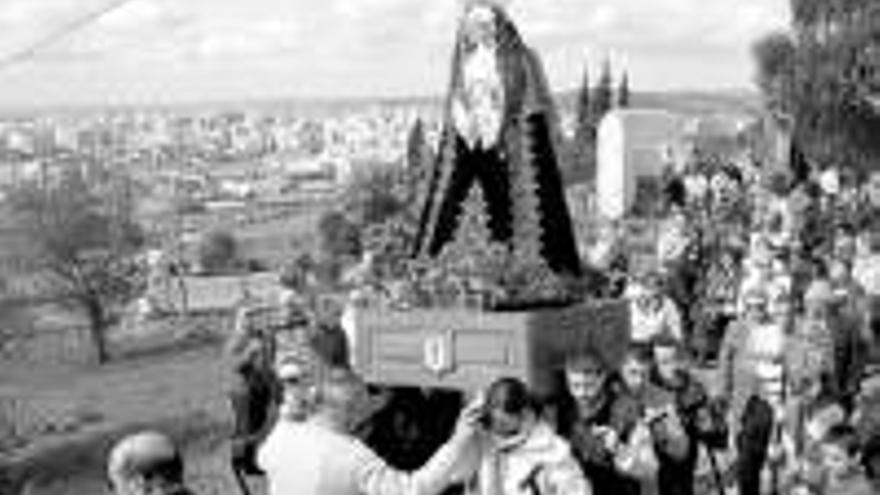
[[609, 346, 690, 495], [650, 336, 728, 495], [559, 351, 629, 494]]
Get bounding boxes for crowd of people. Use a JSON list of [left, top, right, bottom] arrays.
[[104, 323, 878, 495], [211, 152, 879, 495], [99, 176, 880, 495], [102, 163, 878, 495]]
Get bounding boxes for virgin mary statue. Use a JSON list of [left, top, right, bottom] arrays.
[[413, 0, 582, 283]]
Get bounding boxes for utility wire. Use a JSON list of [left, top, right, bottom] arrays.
[[0, 0, 139, 72]]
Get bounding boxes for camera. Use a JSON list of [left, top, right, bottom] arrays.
[[644, 407, 670, 426]]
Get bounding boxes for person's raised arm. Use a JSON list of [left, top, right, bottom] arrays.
[[355, 393, 485, 495]]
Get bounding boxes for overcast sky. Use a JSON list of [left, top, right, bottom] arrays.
[[0, 0, 791, 107]]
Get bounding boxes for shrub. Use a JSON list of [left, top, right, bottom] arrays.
[[318, 211, 362, 259], [197, 230, 238, 274], [344, 163, 408, 227]]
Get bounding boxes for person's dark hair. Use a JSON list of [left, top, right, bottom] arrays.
[[836, 223, 856, 239], [564, 350, 606, 374], [623, 344, 654, 366], [721, 164, 743, 184], [115, 449, 184, 485], [650, 334, 682, 353], [485, 377, 533, 416], [811, 258, 829, 279], [802, 180, 822, 199], [862, 433, 880, 479], [824, 423, 861, 457], [766, 172, 791, 196], [664, 177, 686, 209], [144, 454, 184, 485], [310, 323, 351, 369]]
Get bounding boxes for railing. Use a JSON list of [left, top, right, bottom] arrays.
[[0, 326, 93, 365]]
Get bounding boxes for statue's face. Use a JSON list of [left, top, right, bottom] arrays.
[[462, 6, 497, 52], [454, 4, 504, 148]]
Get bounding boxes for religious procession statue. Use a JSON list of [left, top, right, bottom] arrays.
[[412, 0, 582, 309]]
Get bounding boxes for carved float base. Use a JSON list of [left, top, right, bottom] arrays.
[[351, 300, 630, 398]]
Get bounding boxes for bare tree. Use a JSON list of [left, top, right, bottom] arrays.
[[6, 169, 145, 364]]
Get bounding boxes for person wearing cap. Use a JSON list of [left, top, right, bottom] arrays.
[[106, 431, 195, 495], [257, 366, 484, 495]]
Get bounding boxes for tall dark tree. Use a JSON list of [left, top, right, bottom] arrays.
[[753, 1, 880, 177], [406, 119, 428, 172], [752, 32, 797, 116], [618, 71, 631, 108], [344, 163, 407, 228], [591, 59, 614, 125], [405, 119, 431, 208], [571, 64, 596, 183], [576, 65, 592, 126]]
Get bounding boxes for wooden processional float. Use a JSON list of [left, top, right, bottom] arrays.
[[348, 0, 630, 399]]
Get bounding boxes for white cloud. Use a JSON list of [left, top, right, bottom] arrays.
[[97, 0, 187, 30], [333, 0, 410, 18], [194, 19, 300, 58], [0, 0, 793, 106], [0, 0, 77, 26]]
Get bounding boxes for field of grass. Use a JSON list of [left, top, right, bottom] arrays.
[[1, 345, 232, 490], [234, 203, 328, 266]]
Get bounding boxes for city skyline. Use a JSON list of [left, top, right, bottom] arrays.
[[0, 0, 791, 108]]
